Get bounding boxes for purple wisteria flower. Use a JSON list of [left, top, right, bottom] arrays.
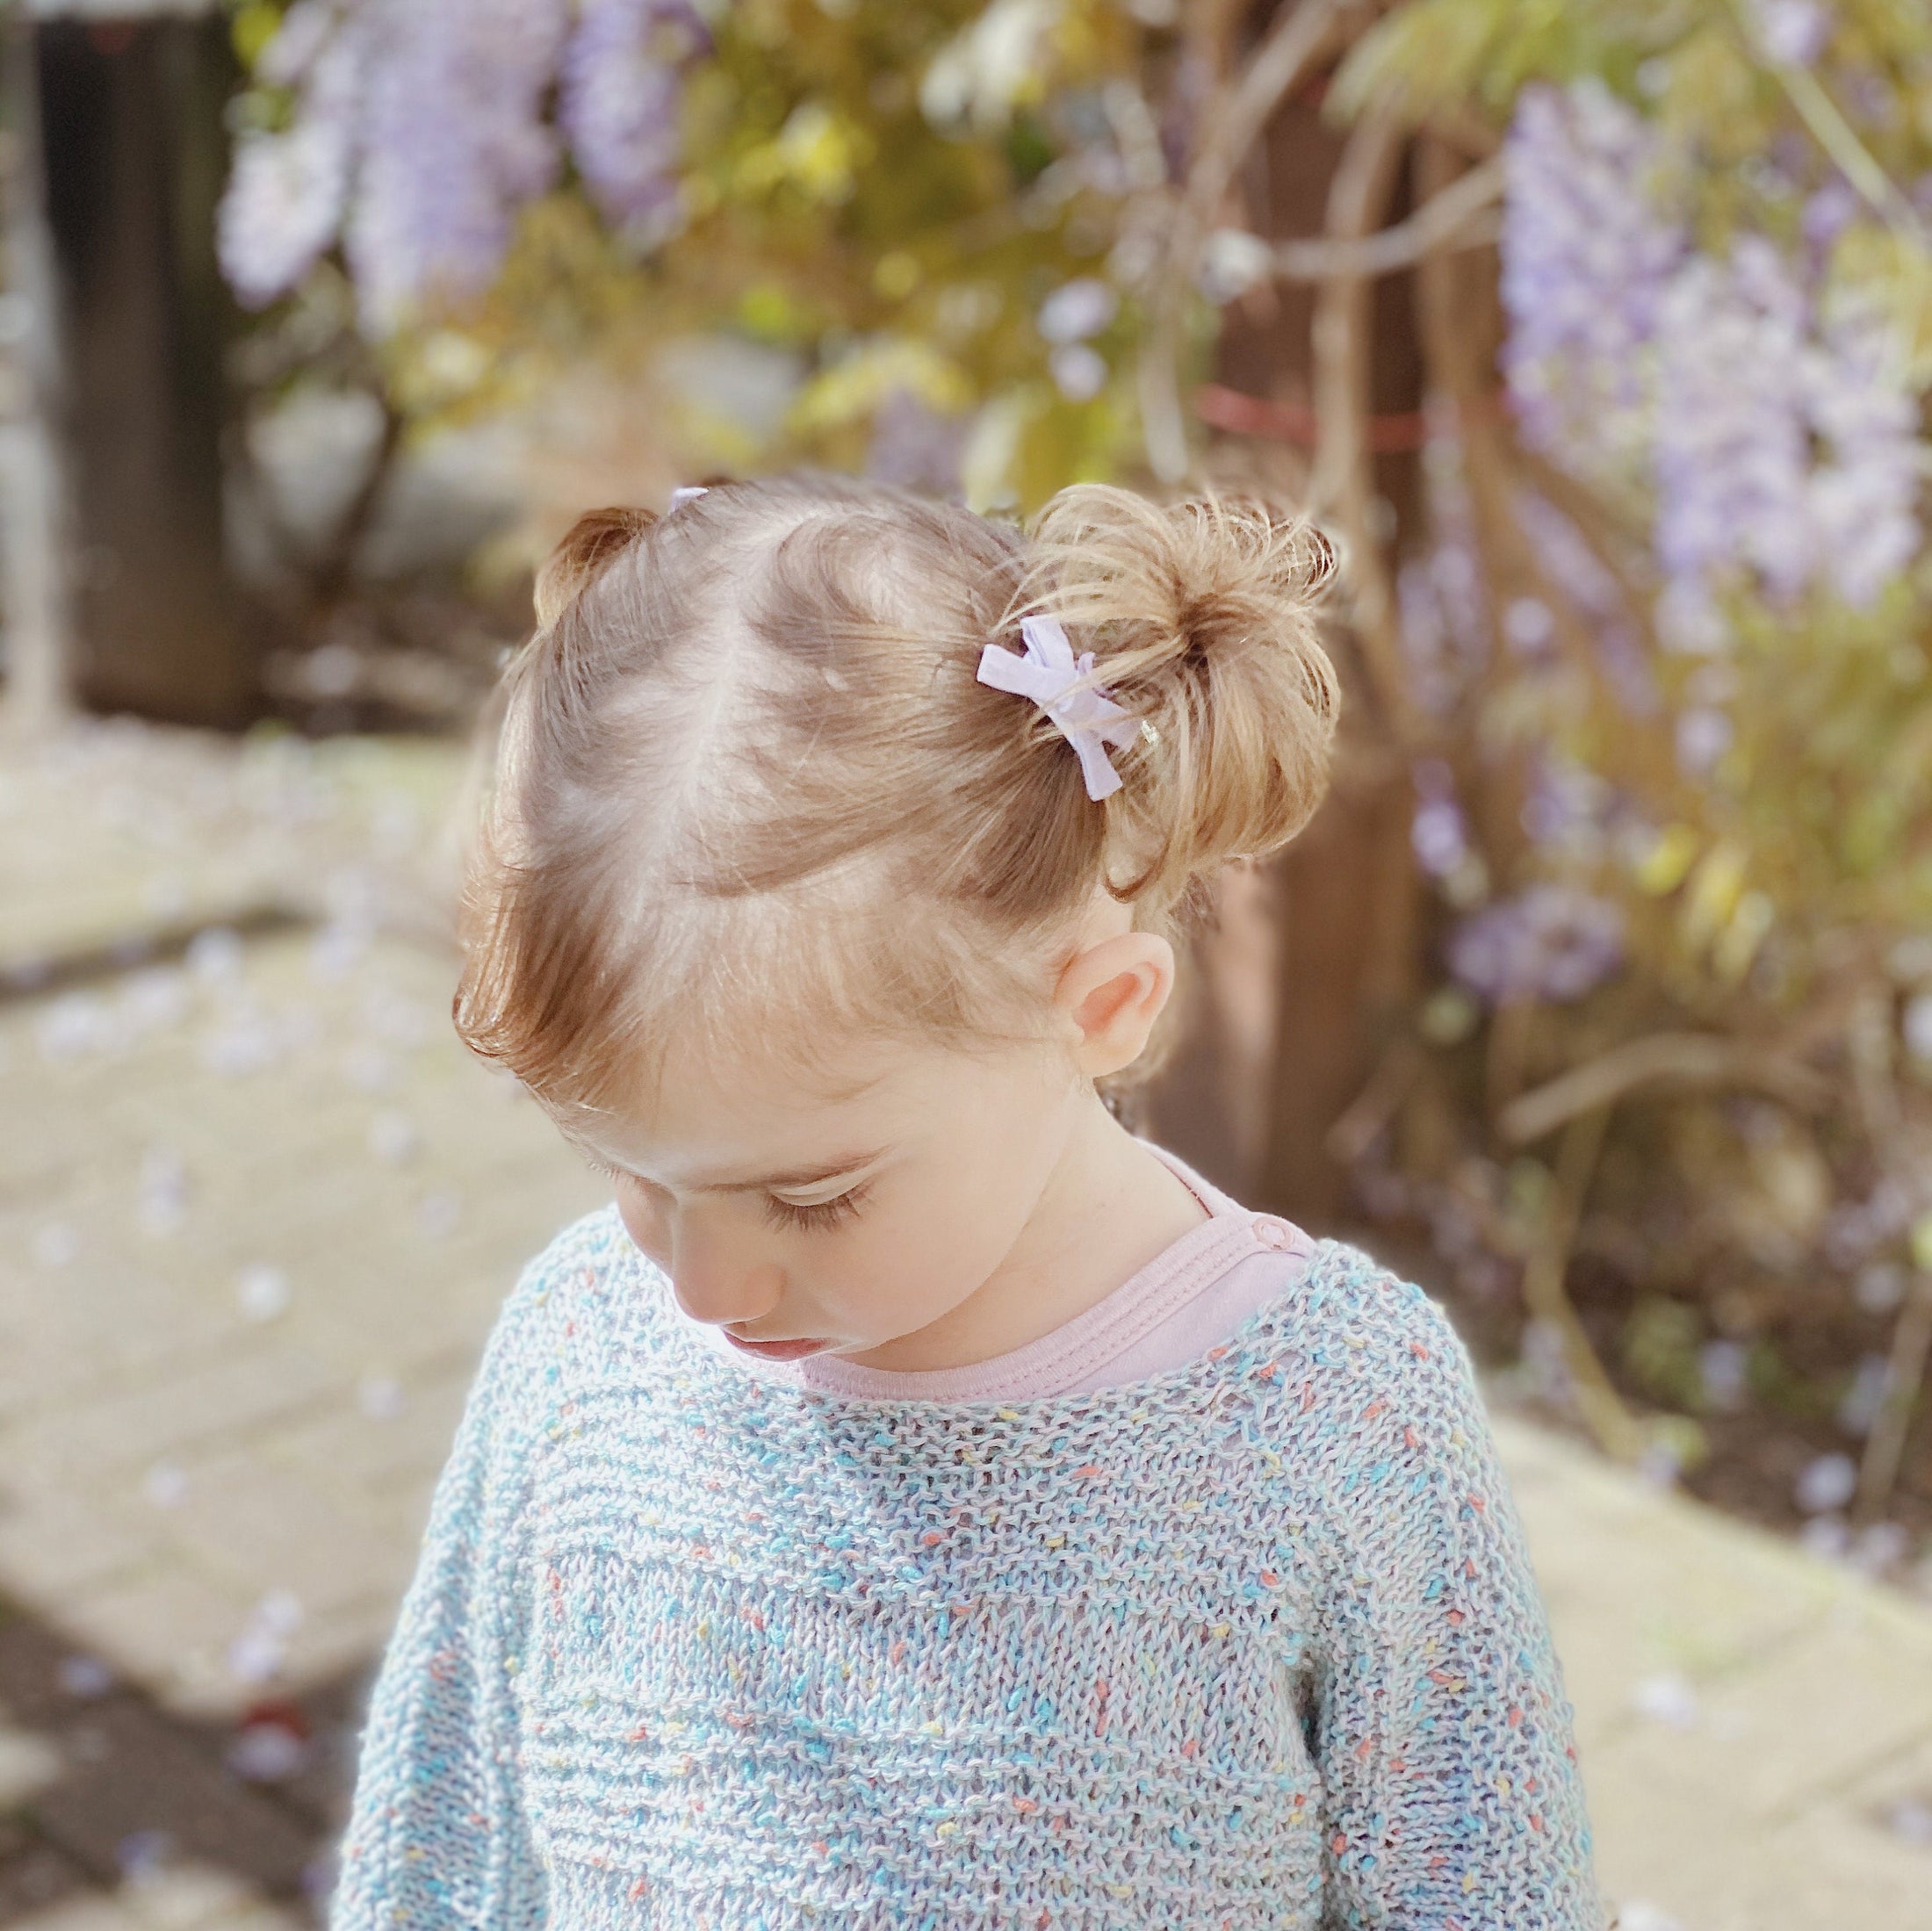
[[1512, 489, 1659, 713], [1799, 305, 1923, 606], [1399, 429, 1490, 715], [1448, 885, 1626, 1006], [1410, 760, 1469, 879], [1654, 239, 1921, 609], [1500, 83, 1684, 472], [1748, 0, 1831, 68], [220, 4, 364, 309], [219, 0, 707, 332], [1037, 278, 1119, 345], [1801, 178, 1861, 255], [1675, 706, 1735, 775], [1653, 241, 1817, 604], [1519, 753, 1611, 859], [559, 0, 709, 243], [1501, 78, 1922, 617], [347, 0, 571, 331]]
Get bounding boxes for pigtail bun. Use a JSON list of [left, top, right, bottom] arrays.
[[1024, 484, 1340, 909], [534, 507, 658, 629]]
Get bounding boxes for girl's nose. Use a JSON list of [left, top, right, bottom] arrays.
[[668, 1226, 784, 1329]]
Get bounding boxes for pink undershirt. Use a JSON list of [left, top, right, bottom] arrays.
[[679, 1142, 1315, 1401]]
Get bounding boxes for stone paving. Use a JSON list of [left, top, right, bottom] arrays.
[[1499, 1416, 1932, 1928], [0, 721, 1928, 1929]]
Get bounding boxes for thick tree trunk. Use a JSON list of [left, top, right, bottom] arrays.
[[37, 11, 250, 726], [1148, 83, 1427, 1229]]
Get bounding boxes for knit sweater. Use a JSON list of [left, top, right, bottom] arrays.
[[333, 1206, 1604, 1931]]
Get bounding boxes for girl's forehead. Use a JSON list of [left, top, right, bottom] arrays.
[[582, 1033, 1048, 1182], [586, 1039, 917, 1160], [637, 1059, 888, 1143]]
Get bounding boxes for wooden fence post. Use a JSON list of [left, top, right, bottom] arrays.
[[33, 4, 251, 726], [0, 0, 73, 734]]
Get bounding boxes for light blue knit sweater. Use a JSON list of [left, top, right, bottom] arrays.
[[333, 1206, 1603, 1929]]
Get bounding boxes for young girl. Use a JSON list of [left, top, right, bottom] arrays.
[[332, 474, 1603, 1929]]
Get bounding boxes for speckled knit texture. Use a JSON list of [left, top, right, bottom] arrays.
[[333, 1206, 1604, 1930]]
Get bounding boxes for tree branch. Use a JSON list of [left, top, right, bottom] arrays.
[[1271, 154, 1503, 280], [1499, 1034, 1832, 1146], [1520, 1105, 1648, 1464], [1734, 1, 1932, 247], [1180, 0, 1358, 240], [1309, 103, 1422, 743], [1857, 1265, 1932, 1525], [1139, 0, 1354, 482]]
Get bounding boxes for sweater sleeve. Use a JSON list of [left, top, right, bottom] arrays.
[[1303, 1276, 1604, 1931], [329, 1253, 562, 1930]]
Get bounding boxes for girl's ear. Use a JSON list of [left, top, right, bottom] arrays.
[[1053, 930, 1177, 1078]]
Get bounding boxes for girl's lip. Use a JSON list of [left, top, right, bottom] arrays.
[[724, 1331, 832, 1361]]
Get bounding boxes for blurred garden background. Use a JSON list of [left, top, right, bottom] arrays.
[[2, 0, 1932, 1925]]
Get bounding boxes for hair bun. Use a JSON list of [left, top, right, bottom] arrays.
[[534, 507, 658, 630], [1024, 485, 1341, 904]]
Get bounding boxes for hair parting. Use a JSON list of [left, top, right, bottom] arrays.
[[454, 473, 1340, 1117]]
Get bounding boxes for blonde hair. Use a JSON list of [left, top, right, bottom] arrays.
[[455, 473, 1338, 1122]]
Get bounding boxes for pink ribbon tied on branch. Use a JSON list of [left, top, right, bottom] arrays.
[[976, 616, 1143, 802]]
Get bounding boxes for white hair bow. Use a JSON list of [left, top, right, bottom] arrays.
[[977, 615, 1142, 801], [668, 485, 708, 508]]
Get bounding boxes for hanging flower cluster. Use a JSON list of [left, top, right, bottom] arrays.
[[219, 0, 710, 333], [1500, 80, 1922, 630], [1447, 883, 1626, 1008]]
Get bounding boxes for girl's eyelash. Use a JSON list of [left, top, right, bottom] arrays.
[[581, 1153, 872, 1233], [762, 1181, 873, 1233]]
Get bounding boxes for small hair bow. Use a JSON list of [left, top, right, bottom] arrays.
[[668, 485, 709, 508], [977, 615, 1142, 801]]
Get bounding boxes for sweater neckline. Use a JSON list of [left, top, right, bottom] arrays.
[[658, 1239, 1351, 1422]]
